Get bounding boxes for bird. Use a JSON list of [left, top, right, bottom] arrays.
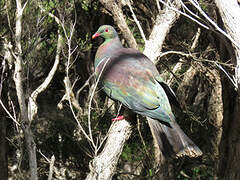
[[92, 25, 202, 158]]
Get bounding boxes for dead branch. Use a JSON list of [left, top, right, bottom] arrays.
[[189, 0, 240, 49], [159, 0, 209, 30]]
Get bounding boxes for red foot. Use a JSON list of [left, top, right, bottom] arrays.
[[112, 115, 124, 121]]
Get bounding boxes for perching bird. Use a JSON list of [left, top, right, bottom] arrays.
[[92, 25, 202, 158]]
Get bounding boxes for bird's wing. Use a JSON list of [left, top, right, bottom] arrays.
[[155, 75, 182, 110], [100, 49, 174, 122]]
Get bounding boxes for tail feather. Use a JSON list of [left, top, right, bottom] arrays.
[[147, 118, 202, 158]]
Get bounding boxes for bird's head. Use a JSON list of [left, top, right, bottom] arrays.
[[92, 25, 118, 40]]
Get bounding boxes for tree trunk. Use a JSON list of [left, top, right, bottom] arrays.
[[214, 0, 240, 179], [14, 0, 38, 179], [0, 60, 8, 180], [177, 63, 223, 178]]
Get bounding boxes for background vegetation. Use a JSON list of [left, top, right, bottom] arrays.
[[0, 0, 239, 179]]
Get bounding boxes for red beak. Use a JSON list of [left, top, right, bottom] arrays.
[[92, 32, 100, 39]]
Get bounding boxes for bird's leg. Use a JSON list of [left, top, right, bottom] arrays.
[[112, 115, 124, 121]]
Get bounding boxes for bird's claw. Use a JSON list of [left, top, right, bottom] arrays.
[[112, 115, 124, 121]]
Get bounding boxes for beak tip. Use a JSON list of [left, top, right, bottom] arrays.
[[92, 33, 99, 39]]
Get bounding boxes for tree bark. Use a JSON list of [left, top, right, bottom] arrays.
[[86, 120, 132, 180], [14, 0, 38, 179], [0, 60, 8, 180], [177, 63, 223, 178], [214, 0, 240, 179], [144, 0, 181, 63]]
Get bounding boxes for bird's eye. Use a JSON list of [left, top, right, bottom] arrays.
[[105, 29, 109, 32]]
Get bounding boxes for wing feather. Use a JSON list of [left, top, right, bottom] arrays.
[[100, 48, 174, 123]]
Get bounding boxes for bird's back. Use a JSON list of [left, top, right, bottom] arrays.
[[96, 47, 174, 123]]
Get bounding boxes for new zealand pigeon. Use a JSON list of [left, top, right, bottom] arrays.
[[92, 25, 202, 158]]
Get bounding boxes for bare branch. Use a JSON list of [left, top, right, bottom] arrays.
[[188, 0, 240, 49], [144, 0, 181, 63], [215, 62, 238, 89], [57, 11, 97, 149], [58, 77, 83, 113], [86, 120, 132, 180], [158, 0, 210, 30], [48, 155, 55, 180], [126, 0, 146, 43], [66, 82, 93, 144], [156, 0, 161, 12], [39, 1, 96, 148], [88, 57, 111, 152], [28, 29, 62, 121], [159, 50, 192, 59], [0, 100, 20, 126]]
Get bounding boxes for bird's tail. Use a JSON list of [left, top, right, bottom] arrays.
[[147, 118, 202, 158]]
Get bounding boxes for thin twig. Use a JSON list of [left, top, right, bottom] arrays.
[[76, 73, 95, 100], [180, 0, 204, 22], [53, 6, 94, 146], [127, 0, 147, 43], [38, 149, 50, 163], [156, 0, 161, 12], [158, 0, 210, 30], [190, 27, 201, 51], [159, 50, 192, 59], [137, 118, 149, 156], [48, 155, 55, 180], [88, 57, 111, 153], [187, 0, 240, 49], [215, 62, 238, 89], [0, 100, 20, 126]]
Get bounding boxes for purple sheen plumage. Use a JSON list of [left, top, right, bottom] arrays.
[[92, 25, 202, 158]]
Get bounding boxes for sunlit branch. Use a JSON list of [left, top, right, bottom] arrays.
[[126, 0, 147, 43]]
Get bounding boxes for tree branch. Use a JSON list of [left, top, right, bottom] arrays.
[[126, 0, 146, 43], [214, 0, 240, 89], [143, 0, 181, 63], [85, 120, 132, 180], [28, 29, 62, 121]]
